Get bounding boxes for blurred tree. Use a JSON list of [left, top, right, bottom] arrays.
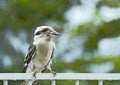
[[0, 0, 120, 85], [0, 0, 75, 72]]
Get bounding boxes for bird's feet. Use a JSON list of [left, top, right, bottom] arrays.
[[33, 72, 37, 79], [51, 71, 57, 77], [32, 73, 37, 85]]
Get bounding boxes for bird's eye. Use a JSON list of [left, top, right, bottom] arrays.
[[35, 31, 41, 35]]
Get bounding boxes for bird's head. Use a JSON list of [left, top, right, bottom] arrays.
[[34, 26, 60, 41]]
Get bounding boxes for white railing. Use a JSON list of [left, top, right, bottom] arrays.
[[0, 73, 120, 85]]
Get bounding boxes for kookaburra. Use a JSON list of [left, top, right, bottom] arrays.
[[21, 26, 60, 85]]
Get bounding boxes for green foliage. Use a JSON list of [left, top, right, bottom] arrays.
[[0, 0, 72, 31], [102, 0, 120, 7], [70, 19, 120, 52], [0, 0, 120, 85]]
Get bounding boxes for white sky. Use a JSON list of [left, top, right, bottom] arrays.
[[90, 62, 114, 73], [2, 56, 12, 68], [6, 31, 29, 55], [65, 0, 99, 27], [98, 36, 120, 56], [100, 6, 120, 22]]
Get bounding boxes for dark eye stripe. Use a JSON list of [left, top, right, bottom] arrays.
[[35, 28, 49, 35], [35, 31, 41, 35], [42, 28, 49, 32]]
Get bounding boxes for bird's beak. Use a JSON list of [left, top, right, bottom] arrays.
[[47, 30, 61, 37]]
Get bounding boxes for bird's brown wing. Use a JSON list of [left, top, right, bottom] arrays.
[[51, 47, 54, 59], [23, 44, 36, 72]]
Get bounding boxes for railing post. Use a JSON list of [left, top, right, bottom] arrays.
[[3, 80, 8, 85], [28, 80, 33, 85], [98, 80, 103, 85], [51, 80, 56, 85], [75, 80, 79, 85]]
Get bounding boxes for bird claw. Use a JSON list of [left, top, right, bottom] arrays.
[[33, 73, 37, 79], [51, 71, 57, 77]]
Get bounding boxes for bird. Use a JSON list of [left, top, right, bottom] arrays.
[[21, 26, 60, 85]]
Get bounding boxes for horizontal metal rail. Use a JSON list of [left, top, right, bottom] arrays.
[[0, 73, 120, 85], [0, 73, 120, 80]]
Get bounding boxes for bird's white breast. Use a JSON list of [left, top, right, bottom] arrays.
[[29, 41, 54, 72]]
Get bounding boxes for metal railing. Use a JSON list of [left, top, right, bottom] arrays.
[[0, 73, 120, 85]]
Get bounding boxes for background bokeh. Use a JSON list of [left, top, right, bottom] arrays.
[[0, 0, 120, 85]]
